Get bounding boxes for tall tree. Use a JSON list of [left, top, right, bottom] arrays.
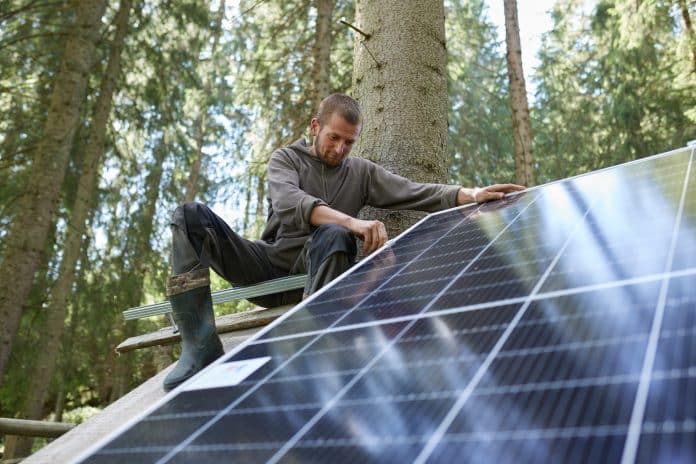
[[677, 0, 696, 74], [446, 0, 514, 187], [310, 0, 334, 112], [504, 0, 535, 187], [4, 0, 133, 458], [184, 0, 226, 202], [533, 0, 695, 182], [352, 0, 449, 236], [0, 0, 107, 383], [222, 0, 354, 238], [0, 2, 71, 235]]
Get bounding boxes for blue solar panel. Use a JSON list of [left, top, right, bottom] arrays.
[[77, 146, 696, 463]]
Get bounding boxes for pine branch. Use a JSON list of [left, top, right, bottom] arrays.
[[0, 0, 63, 24], [0, 31, 68, 51]]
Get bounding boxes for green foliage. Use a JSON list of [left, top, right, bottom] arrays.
[[532, 0, 696, 182], [58, 405, 102, 424], [0, 1, 74, 250], [446, 0, 515, 186], [1, 0, 358, 422], [212, 0, 354, 236]]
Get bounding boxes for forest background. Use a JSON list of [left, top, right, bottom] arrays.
[[0, 0, 694, 458]]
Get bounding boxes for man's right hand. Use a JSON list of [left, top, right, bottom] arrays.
[[347, 218, 388, 254], [310, 205, 388, 254]]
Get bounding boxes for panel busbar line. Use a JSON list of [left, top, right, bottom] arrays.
[[76, 146, 696, 463]]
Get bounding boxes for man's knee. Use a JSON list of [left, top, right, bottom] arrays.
[[172, 202, 209, 232], [171, 204, 187, 230], [171, 204, 201, 274], [312, 224, 355, 244], [171, 202, 214, 262], [304, 227, 356, 296], [308, 224, 357, 267], [312, 224, 355, 250]]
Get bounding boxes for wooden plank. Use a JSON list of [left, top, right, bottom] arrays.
[[116, 305, 293, 353], [0, 418, 75, 438]]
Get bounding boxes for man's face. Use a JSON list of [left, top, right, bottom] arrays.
[[310, 113, 361, 167]]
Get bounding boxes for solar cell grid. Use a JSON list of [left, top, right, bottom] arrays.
[[427, 427, 628, 464], [671, 166, 696, 271], [257, 198, 535, 340], [77, 146, 696, 464], [542, 150, 691, 294], [634, 274, 696, 461]]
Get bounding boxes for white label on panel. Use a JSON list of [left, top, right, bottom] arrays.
[[180, 356, 271, 391]]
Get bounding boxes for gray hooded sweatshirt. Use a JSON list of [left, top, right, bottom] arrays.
[[256, 138, 461, 270]]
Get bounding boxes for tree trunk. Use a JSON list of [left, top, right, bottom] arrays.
[[106, 103, 171, 401], [185, 114, 204, 203], [55, 230, 91, 423], [504, 0, 535, 187], [243, 172, 253, 234], [136, 147, 167, 276], [3, 435, 23, 459], [184, 0, 226, 202], [53, 382, 66, 423], [311, 0, 333, 112], [254, 172, 267, 238], [678, 0, 696, 74], [0, 0, 107, 384], [352, 0, 448, 237], [109, 327, 133, 403], [7, 1, 131, 457], [0, 95, 23, 169]]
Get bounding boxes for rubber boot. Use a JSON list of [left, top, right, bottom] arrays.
[[162, 283, 224, 392]]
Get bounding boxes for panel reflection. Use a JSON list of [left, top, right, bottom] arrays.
[[80, 148, 696, 464], [543, 150, 691, 291], [428, 282, 662, 462]]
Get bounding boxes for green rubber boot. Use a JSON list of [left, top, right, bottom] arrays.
[[163, 272, 223, 392]]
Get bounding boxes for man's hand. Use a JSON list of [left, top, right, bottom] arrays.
[[457, 184, 526, 205], [311, 205, 388, 254], [347, 217, 388, 254]]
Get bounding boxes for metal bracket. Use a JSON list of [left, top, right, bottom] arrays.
[[168, 313, 179, 334]]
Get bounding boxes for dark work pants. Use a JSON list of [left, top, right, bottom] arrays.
[[170, 202, 357, 307]]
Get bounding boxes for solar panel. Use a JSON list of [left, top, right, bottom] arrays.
[[77, 145, 696, 463]]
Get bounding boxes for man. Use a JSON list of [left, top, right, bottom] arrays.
[[163, 94, 524, 391]]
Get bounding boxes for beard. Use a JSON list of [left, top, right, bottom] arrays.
[[314, 142, 343, 167]]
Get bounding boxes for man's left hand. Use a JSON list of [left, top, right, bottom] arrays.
[[457, 184, 526, 205]]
